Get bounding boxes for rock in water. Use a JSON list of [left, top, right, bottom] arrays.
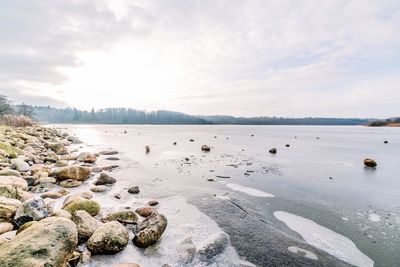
[[269, 148, 277, 154], [72, 210, 103, 242], [177, 237, 196, 263], [201, 145, 211, 152], [10, 158, 30, 172], [87, 221, 129, 254], [128, 186, 140, 194], [102, 210, 138, 224], [54, 166, 91, 181], [13, 198, 50, 227], [63, 199, 100, 216], [133, 213, 167, 248], [145, 145, 150, 153], [364, 158, 377, 168], [135, 206, 155, 218], [94, 172, 116, 185], [198, 232, 230, 262], [77, 152, 97, 164], [90, 185, 107, 192], [0, 217, 78, 267]]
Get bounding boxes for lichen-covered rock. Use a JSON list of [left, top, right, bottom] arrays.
[[63, 192, 93, 208], [0, 142, 22, 158], [46, 142, 68, 155], [64, 199, 100, 216], [133, 213, 167, 248], [94, 172, 116, 185], [10, 158, 30, 172], [102, 210, 138, 224], [72, 210, 103, 242], [60, 179, 82, 188], [77, 152, 97, 163], [0, 185, 32, 201], [0, 217, 78, 267], [54, 166, 91, 181], [87, 221, 129, 254], [16, 221, 38, 235], [0, 175, 28, 190], [13, 198, 50, 227]]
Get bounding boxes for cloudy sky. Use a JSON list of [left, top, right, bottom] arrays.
[[1, 0, 399, 117]]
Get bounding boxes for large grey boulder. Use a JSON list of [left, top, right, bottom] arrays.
[[87, 221, 129, 254]]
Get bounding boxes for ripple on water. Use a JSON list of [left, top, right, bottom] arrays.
[[274, 211, 374, 267]]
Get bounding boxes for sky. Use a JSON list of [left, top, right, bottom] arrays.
[[0, 0, 399, 118]]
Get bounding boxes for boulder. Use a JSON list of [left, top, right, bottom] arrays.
[[13, 198, 50, 227], [102, 210, 138, 224], [54, 166, 91, 181], [94, 172, 116, 185], [77, 152, 97, 164], [198, 232, 230, 262], [364, 158, 377, 168], [52, 210, 72, 220], [63, 199, 100, 216], [63, 192, 92, 207], [133, 213, 167, 248], [0, 185, 32, 201], [0, 222, 14, 235], [87, 221, 129, 254], [135, 206, 155, 218], [72, 210, 103, 242], [0, 175, 28, 190], [16, 221, 38, 235], [60, 179, 82, 188], [0, 169, 21, 177], [10, 158, 30, 172], [0, 217, 78, 267], [0, 142, 22, 158], [46, 142, 68, 155]]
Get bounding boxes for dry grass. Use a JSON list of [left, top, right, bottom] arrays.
[[0, 114, 34, 127]]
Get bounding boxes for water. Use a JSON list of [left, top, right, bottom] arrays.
[[51, 125, 400, 267]]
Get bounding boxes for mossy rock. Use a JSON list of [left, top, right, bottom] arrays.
[[102, 210, 138, 224], [64, 199, 100, 216], [0, 143, 22, 158]]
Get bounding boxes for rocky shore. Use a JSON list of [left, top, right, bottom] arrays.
[[0, 126, 169, 267]]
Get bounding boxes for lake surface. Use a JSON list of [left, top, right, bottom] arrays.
[[53, 125, 400, 267]]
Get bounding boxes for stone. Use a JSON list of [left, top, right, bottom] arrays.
[[67, 136, 82, 144], [99, 150, 119, 155], [0, 230, 16, 247], [0, 175, 28, 190], [0, 217, 78, 267], [58, 188, 70, 195], [54, 166, 91, 181], [41, 192, 62, 199], [54, 161, 69, 167], [269, 148, 277, 154], [60, 179, 82, 188], [135, 206, 155, 218], [64, 199, 100, 216], [16, 221, 38, 235], [364, 158, 377, 168], [128, 186, 140, 194], [23, 176, 35, 186], [46, 142, 68, 155], [147, 200, 159, 206], [198, 232, 230, 262], [92, 167, 103, 173], [201, 145, 211, 152], [36, 177, 56, 184], [10, 158, 30, 172], [105, 157, 120, 161], [102, 210, 138, 224], [0, 142, 22, 158], [63, 192, 93, 207], [72, 210, 103, 242], [0, 222, 14, 235], [77, 152, 97, 163], [0, 185, 32, 201], [145, 145, 150, 153], [87, 221, 129, 254], [94, 172, 116, 185], [13, 198, 50, 227], [0, 169, 21, 177], [177, 237, 196, 263], [90, 185, 107, 193], [133, 213, 167, 248], [52, 209, 72, 219]]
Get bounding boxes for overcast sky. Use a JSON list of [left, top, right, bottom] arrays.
[[1, 0, 399, 117]]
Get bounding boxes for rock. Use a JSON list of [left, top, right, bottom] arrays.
[[92, 167, 102, 173], [77, 152, 97, 164], [135, 206, 155, 218], [87, 221, 129, 254], [0, 217, 78, 267], [0, 169, 21, 177], [63, 192, 93, 207], [114, 194, 121, 199], [46, 142, 68, 155], [364, 158, 377, 168], [133, 213, 167, 248], [198, 232, 230, 262], [67, 136, 82, 144], [54, 166, 91, 181], [29, 183, 53, 194], [36, 177, 56, 184], [102, 165, 119, 171], [384, 140, 388, 144], [0, 175, 28, 190], [52, 209, 72, 219], [286, 144, 290, 147], [201, 145, 211, 152], [105, 157, 120, 161], [60, 179, 82, 188], [0, 222, 14, 235], [64, 199, 100, 216], [41, 192, 62, 199], [177, 237, 196, 263], [22, 176, 35, 186], [72, 210, 103, 242], [54, 161, 69, 167], [13, 198, 50, 227], [128, 186, 140, 194], [0, 142, 22, 158], [0, 185, 32, 201], [148, 200, 159, 206], [173, 142, 177, 145], [102, 210, 138, 224], [10, 158, 30, 172], [94, 172, 116, 185], [0, 230, 16, 247], [269, 148, 277, 154], [16, 221, 38, 235], [90, 185, 107, 193], [99, 150, 119, 155], [58, 188, 70, 196], [145, 145, 150, 153], [189, 139, 194, 142]]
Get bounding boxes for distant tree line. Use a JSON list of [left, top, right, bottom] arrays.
[[0, 95, 34, 117]]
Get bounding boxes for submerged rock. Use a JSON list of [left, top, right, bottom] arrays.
[[72, 210, 103, 242], [77, 152, 97, 164], [90, 185, 107, 193], [94, 172, 116, 185], [64, 199, 100, 216], [102, 210, 138, 224], [54, 166, 91, 181], [13, 198, 50, 227], [0, 217, 78, 267], [133, 213, 167, 248], [99, 150, 119, 155], [87, 221, 129, 254], [198, 232, 230, 262], [364, 158, 377, 168]]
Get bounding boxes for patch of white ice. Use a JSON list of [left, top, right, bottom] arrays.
[[288, 246, 318, 260], [226, 183, 274, 197], [274, 211, 374, 267], [369, 213, 380, 222]]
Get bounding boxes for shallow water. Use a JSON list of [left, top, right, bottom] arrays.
[[51, 125, 400, 266]]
